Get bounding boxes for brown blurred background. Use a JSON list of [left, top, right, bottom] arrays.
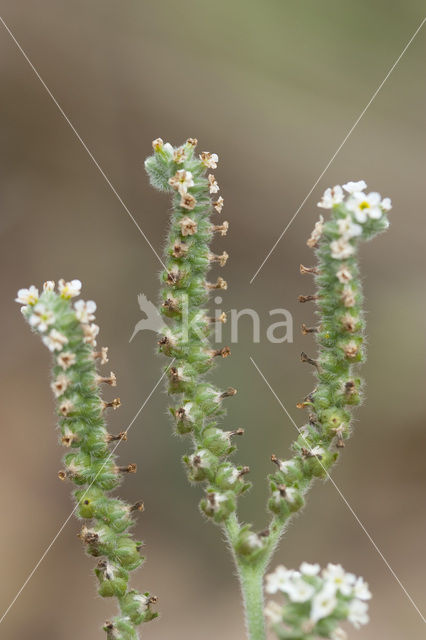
[[0, 1, 425, 639]]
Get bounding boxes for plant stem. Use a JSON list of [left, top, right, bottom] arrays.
[[238, 563, 267, 640]]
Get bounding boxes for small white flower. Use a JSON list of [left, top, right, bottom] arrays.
[[42, 329, 68, 352], [168, 170, 194, 195], [346, 191, 382, 223], [246, 533, 263, 550], [15, 285, 39, 306], [162, 142, 174, 158], [82, 323, 100, 346], [43, 281, 55, 292], [336, 265, 353, 283], [213, 196, 224, 213], [307, 215, 325, 248], [58, 279, 82, 299], [208, 174, 219, 194], [28, 303, 55, 332], [181, 402, 195, 422], [286, 577, 315, 603], [152, 138, 163, 151], [179, 216, 197, 236], [51, 373, 70, 398], [337, 216, 362, 239], [343, 180, 367, 194], [353, 576, 372, 600], [310, 584, 338, 623], [277, 458, 297, 474], [341, 286, 356, 308], [300, 562, 320, 576], [200, 151, 218, 169], [330, 238, 355, 260], [173, 147, 186, 164], [264, 600, 283, 624], [134, 593, 151, 609], [265, 566, 295, 594], [284, 487, 299, 505], [74, 300, 97, 323], [348, 598, 369, 628], [323, 563, 356, 596], [59, 399, 74, 416], [309, 445, 325, 458], [317, 185, 344, 209], [57, 351, 76, 370], [381, 196, 392, 211], [331, 628, 348, 640]]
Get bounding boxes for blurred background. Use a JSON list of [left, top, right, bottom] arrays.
[[0, 1, 425, 638]]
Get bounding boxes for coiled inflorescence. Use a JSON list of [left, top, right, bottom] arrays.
[[17, 279, 157, 640], [267, 180, 391, 532], [145, 139, 254, 535]]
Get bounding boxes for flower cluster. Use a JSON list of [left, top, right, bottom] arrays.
[[265, 563, 370, 639], [267, 180, 391, 538], [17, 280, 157, 640], [316, 180, 391, 259], [145, 139, 264, 553]]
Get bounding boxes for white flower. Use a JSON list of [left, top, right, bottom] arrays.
[[42, 329, 68, 352], [317, 185, 344, 209], [208, 174, 219, 194], [173, 147, 186, 164], [343, 180, 367, 194], [74, 300, 97, 323], [284, 487, 299, 505], [265, 566, 295, 594], [152, 138, 163, 151], [15, 285, 39, 306], [82, 323, 100, 346], [58, 279, 82, 299], [309, 445, 325, 458], [57, 351, 76, 370], [246, 533, 263, 549], [213, 196, 224, 213], [300, 562, 320, 576], [162, 142, 174, 158], [337, 216, 362, 239], [310, 584, 338, 623], [168, 170, 194, 195], [381, 196, 392, 211], [348, 598, 369, 628], [43, 281, 55, 292], [286, 577, 315, 603], [59, 399, 74, 416], [200, 151, 218, 169], [307, 215, 325, 248], [179, 216, 197, 236], [323, 563, 356, 596], [330, 238, 355, 260], [336, 265, 352, 283], [331, 628, 347, 640], [51, 374, 70, 398], [28, 303, 55, 332], [264, 600, 283, 624], [277, 458, 297, 474], [134, 593, 151, 608], [346, 191, 382, 222], [353, 576, 372, 600], [182, 402, 195, 422]]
